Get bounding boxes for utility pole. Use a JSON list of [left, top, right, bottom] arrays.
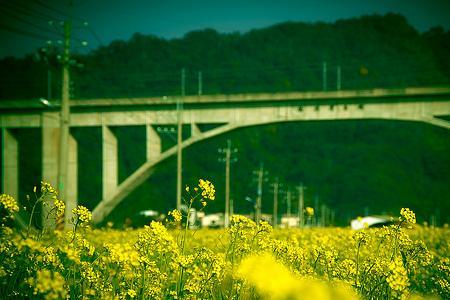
[[322, 61, 327, 91], [297, 183, 304, 228], [286, 188, 291, 218], [225, 143, 230, 227], [255, 162, 264, 223], [176, 68, 185, 212], [314, 196, 319, 227], [271, 177, 279, 228], [57, 19, 71, 228], [321, 204, 327, 227], [218, 139, 237, 227], [198, 71, 202, 95]]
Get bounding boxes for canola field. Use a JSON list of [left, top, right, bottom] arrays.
[[0, 181, 449, 300]]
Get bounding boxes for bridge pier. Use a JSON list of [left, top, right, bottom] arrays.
[[42, 113, 59, 227], [65, 134, 78, 228], [42, 113, 78, 228], [2, 128, 18, 201], [102, 125, 118, 202], [146, 124, 161, 162]]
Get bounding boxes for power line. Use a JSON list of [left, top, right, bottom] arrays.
[[32, 0, 84, 22], [1, 2, 63, 22], [86, 24, 103, 46], [0, 23, 54, 41], [0, 7, 62, 38]]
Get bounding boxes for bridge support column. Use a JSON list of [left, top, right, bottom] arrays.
[[191, 123, 201, 137], [42, 112, 60, 227], [146, 124, 161, 162], [102, 125, 117, 202], [65, 134, 78, 228], [2, 128, 18, 201]]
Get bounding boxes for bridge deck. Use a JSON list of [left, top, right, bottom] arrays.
[[1, 86, 450, 111]]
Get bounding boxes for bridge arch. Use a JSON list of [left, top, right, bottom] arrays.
[[91, 112, 450, 224]]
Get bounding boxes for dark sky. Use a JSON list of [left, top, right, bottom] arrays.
[[1, 0, 450, 58]]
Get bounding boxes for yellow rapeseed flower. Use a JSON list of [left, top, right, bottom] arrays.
[[305, 207, 314, 217], [237, 253, 359, 300], [40, 181, 57, 195], [168, 209, 182, 223], [386, 256, 410, 298], [72, 205, 92, 226], [53, 198, 65, 219], [127, 289, 137, 298], [198, 179, 215, 201], [0, 194, 19, 218], [400, 208, 416, 224], [28, 269, 67, 300]]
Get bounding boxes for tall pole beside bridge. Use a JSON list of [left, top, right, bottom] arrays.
[[255, 162, 265, 223], [176, 68, 185, 212], [218, 139, 238, 227], [57, 20, 72, 229]]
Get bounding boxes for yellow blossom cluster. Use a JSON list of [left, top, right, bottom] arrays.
[[27, 269, 67, 300], [40, 181, 57, 194], [168, 209, 182, 223], [127, 289, 137, 298], [0, 193, 19, 215], [386, 256, 410, 299], [352, 230, 369, 246], [305, 206, 314, 217], [198, 179, 215, 200], [400, 207, 416, 224], [72, 205, 92, 226], [53, 197, 65, 219], [237, 253, 359, 300], [0, 197, 449, 300]]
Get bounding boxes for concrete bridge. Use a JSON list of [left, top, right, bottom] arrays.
[[1, 86, 450, 224]]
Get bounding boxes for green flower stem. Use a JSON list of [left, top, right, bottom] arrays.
[[355, 242, 361, 287]]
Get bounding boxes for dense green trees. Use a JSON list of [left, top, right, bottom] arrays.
[[1, 13, 449, 100]]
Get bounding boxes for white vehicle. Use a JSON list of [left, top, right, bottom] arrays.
[[201, 213, 224, 228], [138, 210, 158, 217], [351, 216, 393, 230], [280, 216, 299, 228]]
